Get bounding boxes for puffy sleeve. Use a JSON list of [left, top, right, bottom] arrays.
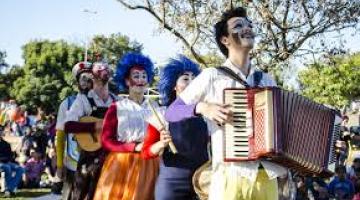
[[165, 68, 213, 122], [55, 99, 68, 131], [141, 124, 160, 159], [101, 103, 137, 152]]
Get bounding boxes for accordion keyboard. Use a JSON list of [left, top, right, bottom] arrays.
[[224, 89, 252, 160]]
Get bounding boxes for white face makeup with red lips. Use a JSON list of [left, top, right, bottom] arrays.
[[175, 71, 195, 95], [126, 66, 148, 93]]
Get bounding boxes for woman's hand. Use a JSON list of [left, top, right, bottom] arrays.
[[150, 130, 172, 156], [159, 130, 172, 148], [134, 142, 144, 152]]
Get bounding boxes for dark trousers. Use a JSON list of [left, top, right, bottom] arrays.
[[70, 149, 106, 200], [62, 168, 75, 200]]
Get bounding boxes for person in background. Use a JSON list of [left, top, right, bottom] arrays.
[[41, 147, 58, 191], [353, 180, 360, 200], [23, 150, 45, 188], [328, 165, 355, 200], [350, 167, 360, 186], [348, 158, 360, 180], [0, 131, 24, 197]]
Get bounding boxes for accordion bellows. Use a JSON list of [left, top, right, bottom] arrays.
[[223, 87, 341, 177]]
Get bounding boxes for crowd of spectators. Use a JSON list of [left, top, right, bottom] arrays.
[[0, 100, 58, 197], [1, 100, 360, 199]]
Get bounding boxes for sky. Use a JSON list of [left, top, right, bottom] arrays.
[[0, 0, 182, 66], [1, 0, 359, 68]]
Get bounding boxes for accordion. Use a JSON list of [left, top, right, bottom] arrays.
[[223, 87, 341, 177]]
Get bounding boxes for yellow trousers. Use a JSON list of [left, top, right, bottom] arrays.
[[218, 168, 278, 200]]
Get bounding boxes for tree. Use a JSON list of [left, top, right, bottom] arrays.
[[87, 33, 143, 94], [88, 33, 142, 66], [115, 0, 360, 72], [0, 65, 23, 100], [298, 53, 360, 109], [9, 34, 142, 114], [0, 51, 9, 72], [10, 40, 84, 114]]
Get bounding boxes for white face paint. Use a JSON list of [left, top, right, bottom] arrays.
[[126, 67, 148, 94], [174, 71, 195, 95], [227, 17, 255, 49], [78, 72, 93, 92]]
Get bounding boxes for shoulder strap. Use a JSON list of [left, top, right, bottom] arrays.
[[86, 97, 97, 109], [216, 66, 250, 88], [253, 71, 263, 87], [67, 95, 77, 110], [109, 93, 116, 102], [217, 66, 264, 87]]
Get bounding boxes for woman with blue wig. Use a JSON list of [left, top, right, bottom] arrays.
[[141, 55, 209, 200], [94, 52, 159, 200]]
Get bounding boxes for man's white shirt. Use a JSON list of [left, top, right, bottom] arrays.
[[65, 90, 118, 122], [179, 59, 286, 182]]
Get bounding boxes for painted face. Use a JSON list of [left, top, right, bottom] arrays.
[[227, 17, 255, 49], [126, 66, 148, 93], [92, 62, 111, 83], [78, 72, 93, 92], [175, 71, 195, 95]]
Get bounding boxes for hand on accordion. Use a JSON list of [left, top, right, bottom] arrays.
[[195, 102, 233, 125]]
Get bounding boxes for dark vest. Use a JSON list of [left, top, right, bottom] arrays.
[[162, 117, 209, 170], [86, 93, 116, 119]]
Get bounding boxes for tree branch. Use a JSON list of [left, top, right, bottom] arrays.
[[301, 0, 315, 29], [116, 0, 207, 66], [189, 0, 201, 48]]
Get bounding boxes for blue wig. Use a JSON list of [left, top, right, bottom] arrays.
[[158, 55, 201, 106], [114, 52, 155, 91]]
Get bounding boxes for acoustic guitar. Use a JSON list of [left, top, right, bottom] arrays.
[[74, 116, 102, 152]]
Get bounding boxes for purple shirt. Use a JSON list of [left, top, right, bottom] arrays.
[[165, 98, 197, 122], [25, 158, 45, 180]]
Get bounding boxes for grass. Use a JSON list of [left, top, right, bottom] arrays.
[[0, 188, 51, 200]]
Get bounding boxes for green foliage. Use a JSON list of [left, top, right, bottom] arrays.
[[298, 53, 360, 108], [10, 40, 84, 113], [88, 33, 142, 66], [4, 34, 142, 114], [0, 50, 9, 70], [0, 65, 24, 100]]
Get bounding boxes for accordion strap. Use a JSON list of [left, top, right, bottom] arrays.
[[217, 66, 263, 87]]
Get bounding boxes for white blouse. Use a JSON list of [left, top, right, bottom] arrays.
[[115, 97, 160, 143]]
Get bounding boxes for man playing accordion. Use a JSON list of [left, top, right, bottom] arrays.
[[165, 7, 294, 200]]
